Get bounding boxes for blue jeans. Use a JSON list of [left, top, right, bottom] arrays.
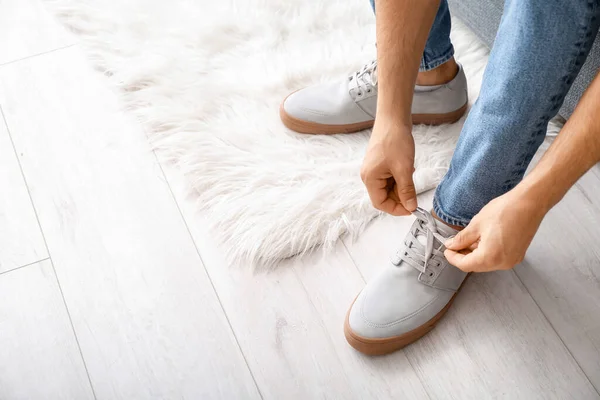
[[373, 0, 600, 226]]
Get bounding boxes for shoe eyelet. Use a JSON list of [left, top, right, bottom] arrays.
[[367, 89, 371, 93], [429, 272, 434, 277], [357, 92, 362, 96]]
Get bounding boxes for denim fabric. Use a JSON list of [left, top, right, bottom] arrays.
[[433, 0, 600, 227], [369, 0, 454, 71]]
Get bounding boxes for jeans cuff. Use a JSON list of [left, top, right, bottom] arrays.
[[432, 195, 471, 227], [419, 47, 455, 72]]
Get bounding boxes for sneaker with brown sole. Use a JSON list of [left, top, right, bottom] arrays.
[[344, 207, 470, 355], [280, 60, 468, 135]]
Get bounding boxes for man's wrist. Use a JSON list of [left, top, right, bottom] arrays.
[[511, 177, 559, 216], [371, 117, 412, 142], [374, 103, 412, 131]]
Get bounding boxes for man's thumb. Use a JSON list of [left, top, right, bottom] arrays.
[[395, 177, 417, 212], [445, 225, 479, 250]]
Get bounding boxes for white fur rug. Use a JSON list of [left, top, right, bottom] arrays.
[[45, 0, 557, 267]]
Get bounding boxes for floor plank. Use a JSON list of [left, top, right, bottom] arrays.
[[515, 166, 600, 392], [0, 0, 595, 397], [0, 0, 75, 65], [0, 108, 48, 272], [0, 259, 93, 399], [343, 191, 599, 399], [164, 173, 429, 399], [0, 47, 260, 400]]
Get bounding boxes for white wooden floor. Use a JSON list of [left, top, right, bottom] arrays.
[[1, 1, 599, 399]]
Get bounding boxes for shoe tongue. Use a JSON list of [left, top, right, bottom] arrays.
[[415, 219, 454, 250], [366, 67, 377, 86], [432, 217, 459, 239], [355, 62, 377, 87]]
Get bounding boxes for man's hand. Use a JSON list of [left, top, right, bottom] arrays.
[[360, 0, 440, 216], [361, 119, 417, 216], [442, 70, 600, 272], [443, 189, 546, 272]]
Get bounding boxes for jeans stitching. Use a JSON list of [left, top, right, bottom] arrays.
[[433, 196, 470, 227], [420, 47, 455, 72]]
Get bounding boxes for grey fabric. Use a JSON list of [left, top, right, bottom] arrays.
[[448, 0, 503, 48], [448, 0, 600, 118], [564, 40, 600, 117], [413, 63, 468, 114]]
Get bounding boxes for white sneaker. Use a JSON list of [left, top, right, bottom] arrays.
[[280, 61, 468, 134], [344, 208, 470, 355]]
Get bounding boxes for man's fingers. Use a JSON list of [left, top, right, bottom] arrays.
[[386, 190, 410, 216], [443, 249, 467, 269], [391, 166, 417, 212], [397, 183, 418, 212], [467, 242, 479, 251], [444, 248, 485, 272], [363, 175, 407, 216], [445, 224, 480, 250], [382, 197, 410, 216]]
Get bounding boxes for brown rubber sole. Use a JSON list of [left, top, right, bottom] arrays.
[[344, 272, 472, 356], [279, 100, 468, 135]]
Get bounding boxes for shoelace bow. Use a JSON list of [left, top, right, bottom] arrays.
[[393, 207, 455, 275], [348, 60, 377, 95]]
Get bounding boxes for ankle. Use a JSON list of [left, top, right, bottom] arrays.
[[431, 209, 464, 231], [416, 58, 459, 86]]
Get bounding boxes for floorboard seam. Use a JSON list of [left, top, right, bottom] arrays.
[[341, 238, 367, 284], [0, 44, 76, 69], [0, 257, 51, 277], [144, 132, 264, 400], [0, 104, 98, 400]]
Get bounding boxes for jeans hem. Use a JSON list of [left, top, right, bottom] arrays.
[[419, 47, 455, 72], [432, 196, 470, 228]]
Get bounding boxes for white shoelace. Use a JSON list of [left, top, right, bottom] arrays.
[[393, 208, 454, 275], [348, 60, 377, 95]]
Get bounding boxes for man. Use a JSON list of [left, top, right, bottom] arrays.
[[280, 0, 600, 355]]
